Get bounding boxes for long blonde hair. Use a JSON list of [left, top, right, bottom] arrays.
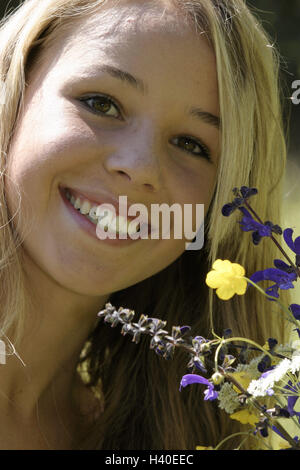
[[0, 0, 290, 449]]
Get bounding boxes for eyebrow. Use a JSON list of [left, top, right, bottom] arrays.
[[95, 64, 221, 129]]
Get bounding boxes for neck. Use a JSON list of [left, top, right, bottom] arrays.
[[0, 249, 109, 422]]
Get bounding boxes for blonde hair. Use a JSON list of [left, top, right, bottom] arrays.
[[0, 0, 290, 449]]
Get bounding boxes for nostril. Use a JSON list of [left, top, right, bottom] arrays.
[[144, 183, 154, 191], [117, 170, 130, 180]]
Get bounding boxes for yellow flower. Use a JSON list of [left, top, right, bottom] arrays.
[[206, 259, 247, 300], [273, 441, 292, 450], [196, 446, 214, 450], [229, 409, 259, 426], [229, 371, 253, 393]]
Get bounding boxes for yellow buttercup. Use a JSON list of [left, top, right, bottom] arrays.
[[206, 260, 248, 300]]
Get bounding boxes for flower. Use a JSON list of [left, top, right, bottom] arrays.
[[179, 374, 218, 401], [222, 186, 258, 217], [229, 409, 259, 426], [285, 382, 300, 424], [96, 182, 300, 451], [249, 267, 297, 299], [196, 446, 214, 450], [206, 259, 247, 300], [229, 371, 253, 393], [247, 356, 300, 397], [283, 228, 300, 255], [238, 207, 282, 245], [289, 304, 300, 320], [283, 228, 300, 267]]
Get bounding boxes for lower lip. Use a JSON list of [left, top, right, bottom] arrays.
[[59, 187, 143, 246]]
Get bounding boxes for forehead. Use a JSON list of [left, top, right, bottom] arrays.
[[67, 0, 197, 40], [39, 0, 212, 67], [27, 0, 218, 120]]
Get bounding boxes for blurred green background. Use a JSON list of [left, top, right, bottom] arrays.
[[0, 0, 299, 157]]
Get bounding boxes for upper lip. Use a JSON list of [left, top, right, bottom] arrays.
[[60, 184, 153, 228]]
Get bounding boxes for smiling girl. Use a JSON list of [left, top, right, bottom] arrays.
[[0, 0, 290, 449]]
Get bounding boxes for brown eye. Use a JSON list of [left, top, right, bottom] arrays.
[[171, 136, 211, 161], [80, 94, 121, 119]]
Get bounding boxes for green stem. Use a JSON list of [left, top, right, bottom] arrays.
[[213, 431, 253, 450], [250, 398, 300, 449], [245, 277, 300, 328], [244, 200, 300, 278], [214, 336, 273, 371], [274, 396, 300, 431], [235, 435, 253, 450], [214, 430, 274, 450], [222, 372, 299, 449]]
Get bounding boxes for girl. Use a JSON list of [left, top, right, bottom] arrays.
[[0, 0, 290, 449]]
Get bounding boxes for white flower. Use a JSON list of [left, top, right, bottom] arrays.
[[290, 352, 300, 373], [247, 356, 300, 398]]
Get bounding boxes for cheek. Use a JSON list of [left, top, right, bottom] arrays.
[[5, 115, 95, 224], [170, 162, 217, 225]]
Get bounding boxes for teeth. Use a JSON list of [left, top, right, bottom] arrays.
[[117, 216, 129, 234], [74, 197, 81, 210], [127, 221, 140, 236], [66, 189, 141, 235], [96, 207, 114, 223], [80, 200, 91, 215]]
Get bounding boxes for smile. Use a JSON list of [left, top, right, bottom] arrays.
[[59, 185, 149, 245], [64, 188, 141, 236]]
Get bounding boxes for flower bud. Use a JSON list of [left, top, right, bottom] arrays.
[[211, 372, 224, 385], [200, 342, 211, 353]]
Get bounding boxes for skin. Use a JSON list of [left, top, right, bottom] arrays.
[[1, 0, 220, 449]]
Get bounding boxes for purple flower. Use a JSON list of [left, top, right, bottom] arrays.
[[249, 267, 297, 299], [179, 374, 218, 401], [283, 229, 300, 267], [289, 304, 300, 320], [285, 382, 300, 424], [284, 229, 300, 255], [238, 186, 258, 199], [221, 186, 258, 217], [273, 259, 297, 274], [222, 197, 244, 217], [238, 208, 282, 245]]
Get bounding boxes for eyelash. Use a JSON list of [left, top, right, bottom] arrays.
[[79, 94, 212, 161]]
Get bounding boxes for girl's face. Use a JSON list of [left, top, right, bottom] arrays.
[[6, 0, 220, 296]]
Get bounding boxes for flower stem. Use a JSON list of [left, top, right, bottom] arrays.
[[214, 337, 273, 371], [245, 277, 300, 328], [213, 431, 253, 450], [275, 396, 300, 431], [222, 371, 300, 449], [244, 200, 300, 277]]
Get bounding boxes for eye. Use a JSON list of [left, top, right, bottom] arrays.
[[171, 135, 211, 161], [79, 94, 122, 119]]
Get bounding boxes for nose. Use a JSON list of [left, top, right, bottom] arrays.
[[103, 120, 163, 192]]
